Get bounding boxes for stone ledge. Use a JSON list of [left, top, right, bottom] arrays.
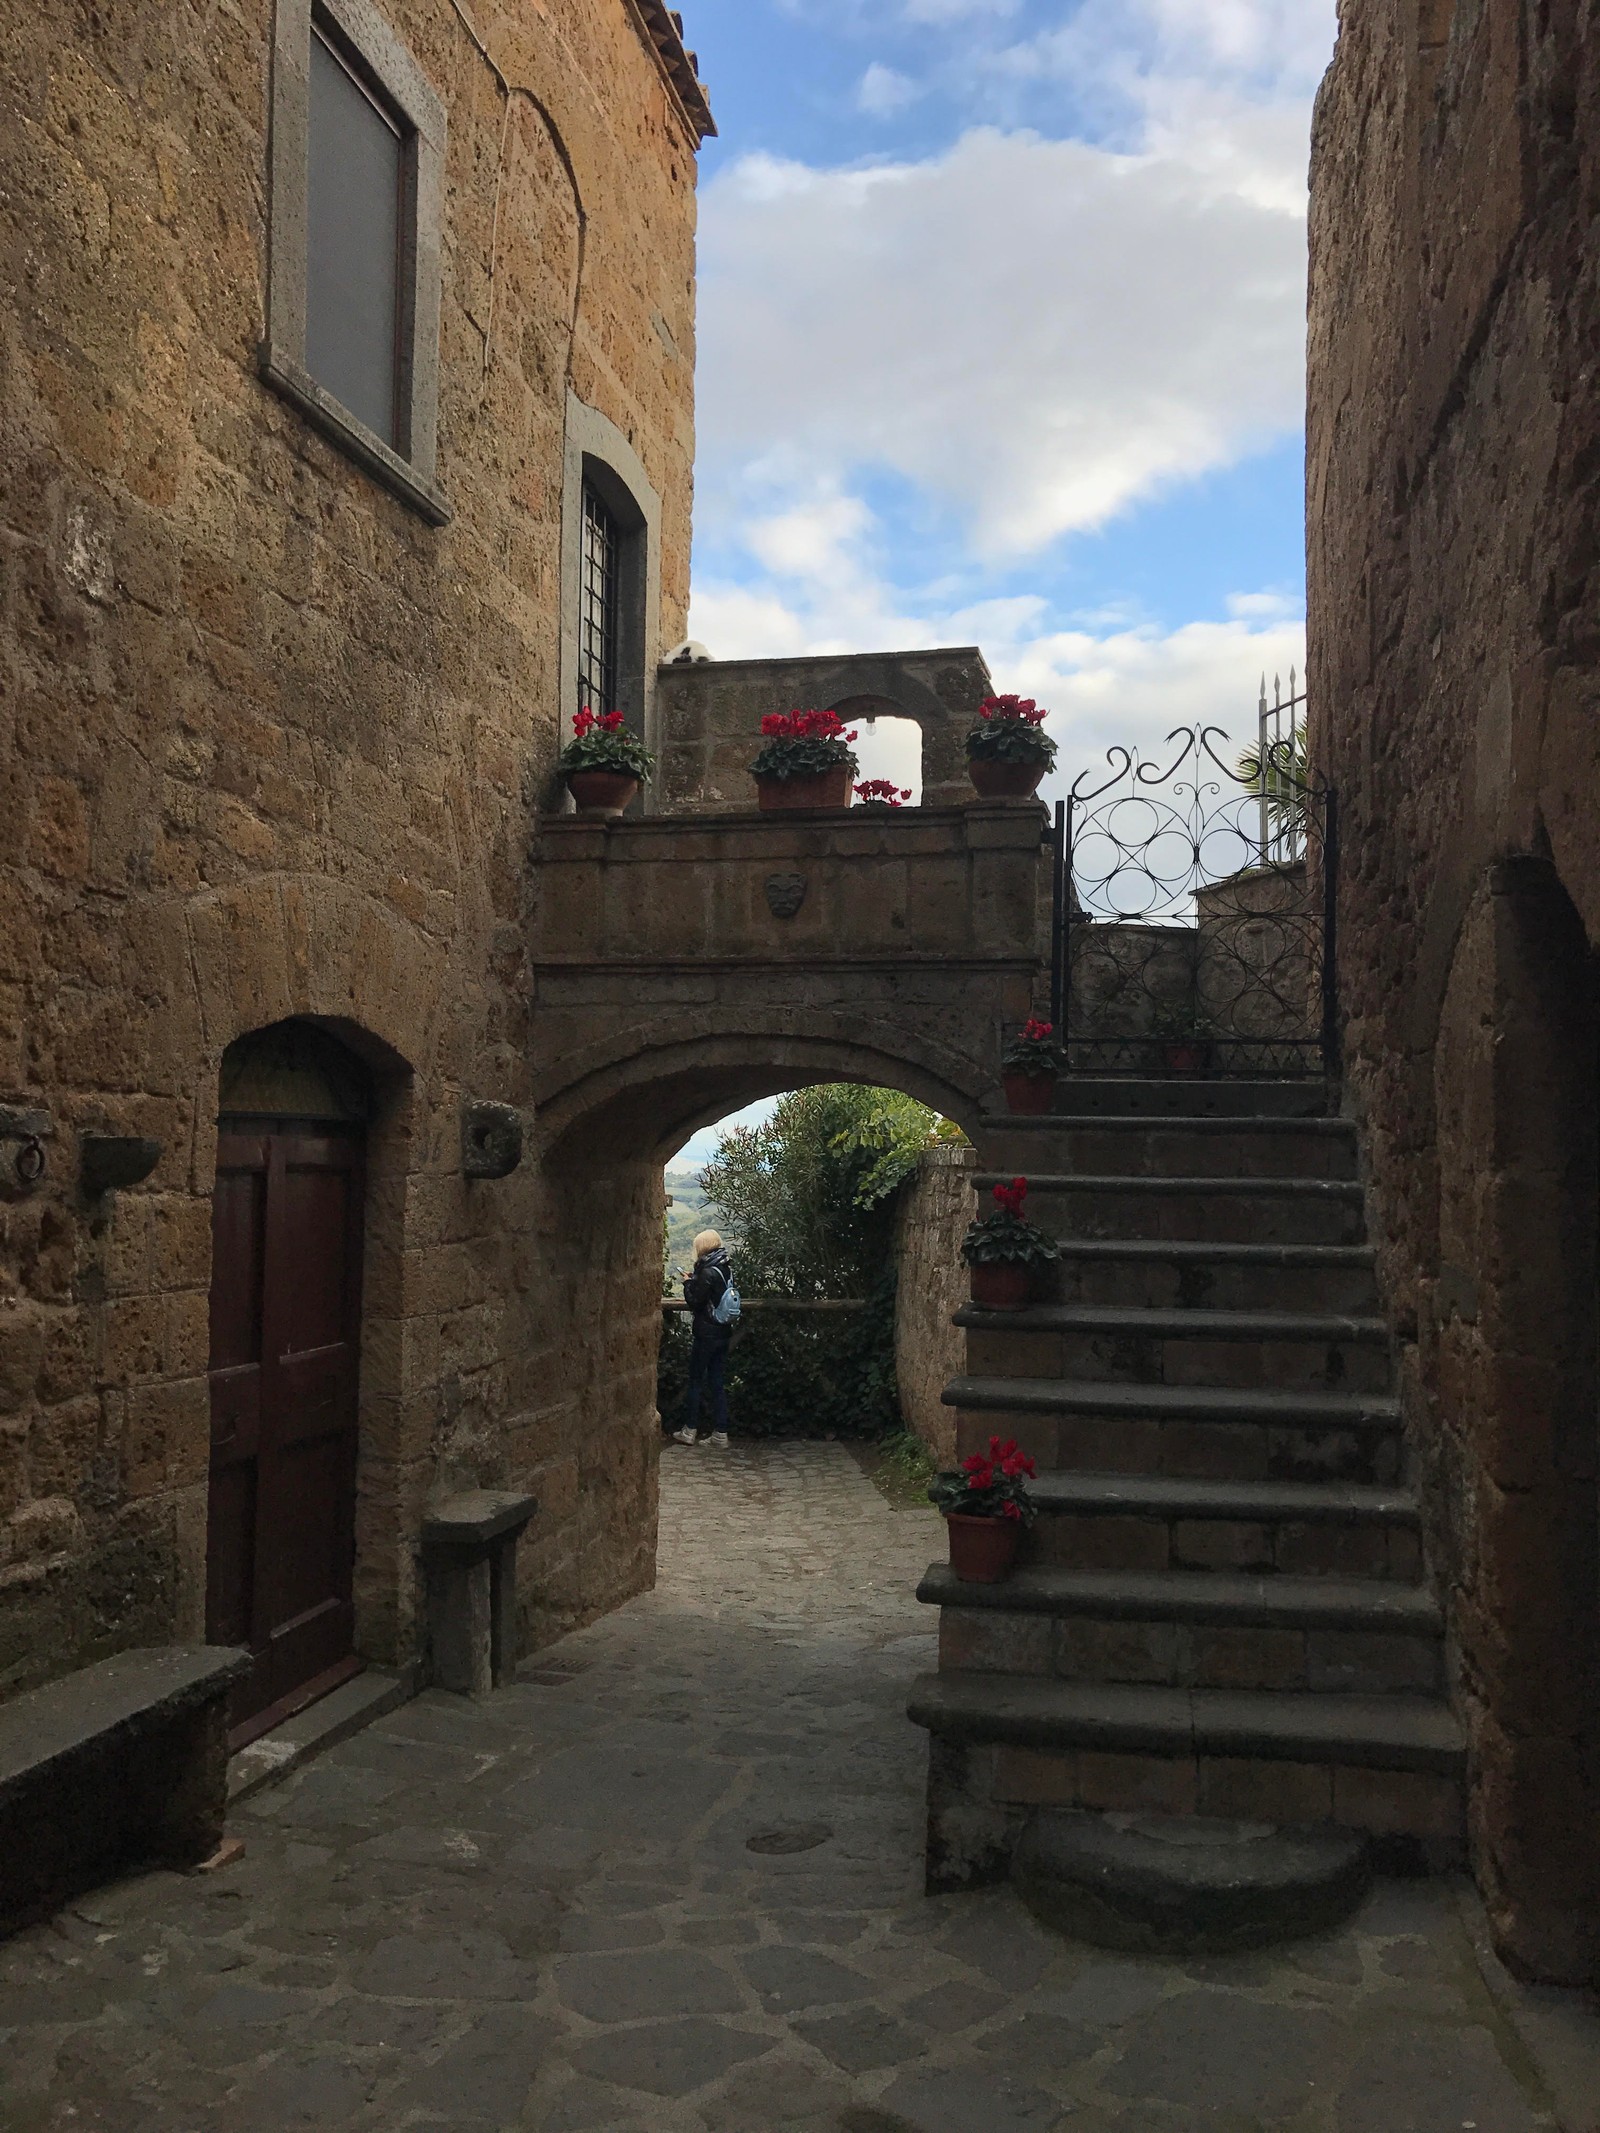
[[908, 1670, 1467, 1772], [420, 1490, 537, 1554], [227, 1668, 412, 1803], [944, 1374, 1402, 1428], [1025, 1471, 1420, 1525], [0, 1645, 248, 1797], [951, 1301, 1388, 1340], [916, 1562, 1442, 1634]]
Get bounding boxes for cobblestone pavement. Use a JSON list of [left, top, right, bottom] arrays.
[[1, 1444, 1591, 2131]]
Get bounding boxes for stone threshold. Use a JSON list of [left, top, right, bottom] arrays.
[[226, 1668, 415, 1803]]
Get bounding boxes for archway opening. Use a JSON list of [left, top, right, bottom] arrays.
[[831, 698, 924, 804]]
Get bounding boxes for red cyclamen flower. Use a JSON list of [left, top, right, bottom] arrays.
[[573, 707, 596, 737], [992, 1177, 1029, 1218], [1021, 1018, 1054, 1040], [979, 694, 1048, 725]]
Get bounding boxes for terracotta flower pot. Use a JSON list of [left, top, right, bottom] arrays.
[[754, 765, 854, 811], [1002, 1069, 1055, 1115], [967, 757, 1046, 800], [1161, 1040, 1211, 1074], [566, 769, 640, 818], [946, 1512, 1022, 1583], [970, 1260, 1035, 1311]]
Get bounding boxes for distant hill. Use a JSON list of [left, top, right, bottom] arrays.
[[663, 1169, 731, 1290]]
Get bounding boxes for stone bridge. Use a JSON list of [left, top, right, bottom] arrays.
[[530, 800, 1049, 1159]]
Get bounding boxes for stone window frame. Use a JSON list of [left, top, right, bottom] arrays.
[[560, 394, 663, 778], [261, 0, 450, 526]]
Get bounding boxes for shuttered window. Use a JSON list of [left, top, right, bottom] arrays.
[[306, 26, 406, 449]]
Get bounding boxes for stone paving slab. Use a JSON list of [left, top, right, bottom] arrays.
[[0, 1442, 1592, 2131]]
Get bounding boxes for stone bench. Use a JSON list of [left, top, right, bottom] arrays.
[[420, 1491, 537, 1695], [0, 1643, 248, 1937]]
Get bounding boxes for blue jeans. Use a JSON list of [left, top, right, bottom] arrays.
[[685, 1331, 730, 1435]]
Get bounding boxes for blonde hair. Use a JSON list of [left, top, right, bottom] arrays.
[[693, 1229, 723, 1258]]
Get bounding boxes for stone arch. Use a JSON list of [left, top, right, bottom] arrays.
[[536, 1015, 987, 1163]]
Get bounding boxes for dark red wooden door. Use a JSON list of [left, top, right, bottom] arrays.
[[206, 1126, 366, 1743]]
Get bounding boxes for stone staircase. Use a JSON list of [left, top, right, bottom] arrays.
[[907, 1080, 1465, 1895]]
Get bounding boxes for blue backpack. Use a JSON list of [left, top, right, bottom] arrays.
[[711, 1267, 742, 1327]]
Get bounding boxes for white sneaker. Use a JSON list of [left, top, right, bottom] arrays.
[[671, 1427, 699, 1446], [708, 1432, 729, 1449]]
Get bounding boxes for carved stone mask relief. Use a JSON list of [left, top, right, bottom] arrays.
[[765, 872, 808, 919]]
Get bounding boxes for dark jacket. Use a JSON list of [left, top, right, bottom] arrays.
[[683, 1247, 734, 1340]]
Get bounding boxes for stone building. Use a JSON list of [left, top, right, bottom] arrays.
[[1308, 0, 1600, 1980], [0, 0, 714, 1745]]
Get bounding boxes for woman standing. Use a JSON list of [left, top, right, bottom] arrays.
[[673, 1229, 735, 1448]]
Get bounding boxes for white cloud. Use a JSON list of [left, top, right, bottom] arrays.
[[857, 62, 921, 117], [697, 113, 1308, 560]]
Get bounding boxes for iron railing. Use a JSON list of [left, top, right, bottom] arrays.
[[1049, 692, 1338, 1081]]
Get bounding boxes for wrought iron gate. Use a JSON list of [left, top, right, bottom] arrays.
[[1048, 680, 1338, 1079]]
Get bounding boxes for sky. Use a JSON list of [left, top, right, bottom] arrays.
[[671, 0, 1338, 1167]]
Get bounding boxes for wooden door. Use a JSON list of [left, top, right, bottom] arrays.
[[206, 1125, 366, 1744]]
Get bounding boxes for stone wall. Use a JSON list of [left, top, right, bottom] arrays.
[[893, 1145, 975, 1467], [654, 649, 995, 814], [0, 0, 703, 1697], [1308, 0, 1600, 1979]]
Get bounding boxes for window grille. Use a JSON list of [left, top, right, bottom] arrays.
[[579, 483, 621, 718]]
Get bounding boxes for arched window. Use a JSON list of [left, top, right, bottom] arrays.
[[832, 697, 924, 803], [561, 399, 663, 771]]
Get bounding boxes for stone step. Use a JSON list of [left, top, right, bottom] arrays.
[[972, 1172, 1368, 1247], [959, 1302, 1393, 1395], [910, 1672, 1466, 1866], [921, 1566, 1443, 1696], [946, 1375, 1404, 1487], [1024, 1471, 1422, 1582], [981, 1114, 1359, 1182], [1045, 1079, 1334, 1119], [1051, 1239, 1380, 1315], [1011, 1810, 1374, 1956]]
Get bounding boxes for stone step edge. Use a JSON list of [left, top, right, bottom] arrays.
[[972, 1171, 1365, 1199], [980, 1113, 1358, 1137], [1025, 1472, 1420, 1526], [1029, 1079, 1334, 1120], [1051, 1238, 1376, 1265], [954, 1302, 1389, 1343], [906, 1671, 1465, 1773], [916, 1563, 1441, 1635], [944, 1373, 1402, 1428]]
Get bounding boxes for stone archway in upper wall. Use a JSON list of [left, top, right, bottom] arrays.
[[652, 646, 993, 813]]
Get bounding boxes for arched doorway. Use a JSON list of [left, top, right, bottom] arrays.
[[206, 1021, 372, 1744]]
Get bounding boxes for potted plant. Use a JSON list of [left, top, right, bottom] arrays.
[[928, 1434, 1038, 1582], [750, 709, 860, 811], [560, 708, 656, 817], [961, 1176, 1058, 1310], [1151, 1002, 1214, 1075], [965, 695, 1058, 800], [1001, 1018, 1063, 1114], [854, 779, 912, 810]]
